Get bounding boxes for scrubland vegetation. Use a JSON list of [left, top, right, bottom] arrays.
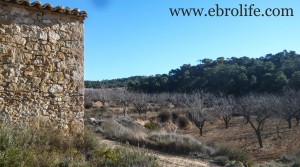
[[0, 123, 157, 167], [85, 87, 300, 166]]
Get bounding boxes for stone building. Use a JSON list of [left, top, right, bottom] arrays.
[[0, 0, 87, 134]]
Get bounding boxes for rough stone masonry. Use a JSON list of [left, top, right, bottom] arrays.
[[0, 0, 87, 134]]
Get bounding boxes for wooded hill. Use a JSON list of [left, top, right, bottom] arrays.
[[85, 50, 300, 95]]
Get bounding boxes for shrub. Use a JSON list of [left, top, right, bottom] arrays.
[[144, 121, 160, 131], [171, 110, 182, 122], [158, 110, 172, 123], [293, 162, 300, 167], [292, 152, 300, 167], [94, 146, 158, 167], [177, 115, 190, 129], [98, 118, 213, 156], [0, 123, 157, 167], [214, 156, 230, 166], [148, 132, 213, 155], [280, 152, 300, 167], [280, 155, 293, 163], [100, 118, 148, 145], [84, 101, 93, 109], [214, 145, 253, 167]]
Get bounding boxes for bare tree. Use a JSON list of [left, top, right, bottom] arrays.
[[215, 96, 236, 129], [187, 93, 212, 136], [115, 90, 131, 116], [150, 93, 171, 111], [85, 89, 113, 106], [132, 93, 148, 116], [278, 89, 299, 129], [169, 93, 190, 108], [238, 94, 277, 148]]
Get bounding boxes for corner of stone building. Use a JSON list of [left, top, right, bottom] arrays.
[[0, 1, 86, 135]]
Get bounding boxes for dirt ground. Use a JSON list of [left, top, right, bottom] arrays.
[[98, 136, 217, 167], [85, 103, 300, 164], [181, 117, 300, 162]]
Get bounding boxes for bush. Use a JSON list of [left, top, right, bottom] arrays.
[[177, 115, 190, 129], [214, 156, 230, 166], [171, 110, 182, 122], [95, 146, 158, 167], [293, 162, 300, 167], [84, 101, 93, 109], [98, 118, 213, 156], [144, 121, 160, 131], [158, 110, 172, 123], [214, 145, 253, 167], [100, 118, 148, 145], [148, 132, 213, 155], [281, 152, 300, 167], [0, 123, 157, 167], [292, 152, 300, 167]]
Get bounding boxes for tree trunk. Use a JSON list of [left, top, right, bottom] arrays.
[[244, 115, 250, 125], [287, 118, 292, 129], [255, 130, 263, 148], [223, 117, 231, 129], [123, 106, 127, 116], [199, 127, 203, 136], [225, 121, 229, 129]]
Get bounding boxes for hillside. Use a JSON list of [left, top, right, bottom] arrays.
[[85, 50, 300, 95]]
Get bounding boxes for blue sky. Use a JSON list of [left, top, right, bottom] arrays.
[[46, 0, 300, 80]]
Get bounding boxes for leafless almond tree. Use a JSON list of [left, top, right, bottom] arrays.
[[132, 93, 148, 116], [215, 96, 236, 129], [278, 89, 300, 129], [238, 94, 277, 148], [85, 88, 113, 106], [187, 93, 212, 136], [150, 93, 171, 111], [115, 90, 131, 116], [169, 93, 190, 108]]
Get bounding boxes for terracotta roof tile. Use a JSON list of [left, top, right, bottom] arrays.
[[0, 0, 87, 19]]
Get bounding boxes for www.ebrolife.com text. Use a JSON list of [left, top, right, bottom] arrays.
[[170, 4, 294, 17]]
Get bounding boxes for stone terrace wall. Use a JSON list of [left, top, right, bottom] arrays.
[[0, 2, 85, 134]]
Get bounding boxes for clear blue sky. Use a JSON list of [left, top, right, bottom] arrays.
[[46, 0, 300, 80]]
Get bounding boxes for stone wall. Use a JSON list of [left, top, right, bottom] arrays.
[[0, 2, 85, 134]]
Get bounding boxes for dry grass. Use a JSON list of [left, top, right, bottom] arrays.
[[0, 123, 158, 167], [97, 117, 213, 156], [85, 100, 300, 164]]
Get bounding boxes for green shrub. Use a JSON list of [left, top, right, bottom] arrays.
[[158, 110, 172, 123], [94, 145, 158, 167], [177, 115, 190, 129], [144, 121, 160, 131]]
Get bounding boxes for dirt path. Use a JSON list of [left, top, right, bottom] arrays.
[[155, 154, 214, 167], [98, 137, 217, 167]]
